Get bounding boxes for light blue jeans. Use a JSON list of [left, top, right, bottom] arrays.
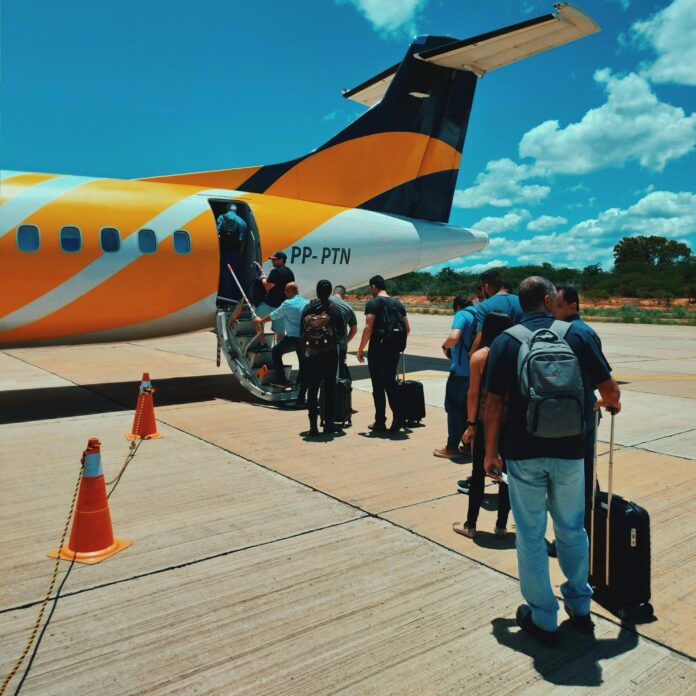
[[507, 456, 592, 631], [256, 301, 286, 334]]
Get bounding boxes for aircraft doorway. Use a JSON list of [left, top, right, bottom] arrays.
[[209, 199, 261, 308]]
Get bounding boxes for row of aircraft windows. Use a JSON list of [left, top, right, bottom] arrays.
[[16, 225, 192, 255]]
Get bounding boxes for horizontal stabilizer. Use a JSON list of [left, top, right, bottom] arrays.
[[343, 3, 599, 106]]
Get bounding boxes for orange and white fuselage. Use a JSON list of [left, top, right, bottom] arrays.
[[0, 170, 486, 348]]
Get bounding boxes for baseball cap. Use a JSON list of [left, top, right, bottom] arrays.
[[268, 250, 287, 261]]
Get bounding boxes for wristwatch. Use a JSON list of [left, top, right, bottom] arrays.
[[466, 420, 477, 428]]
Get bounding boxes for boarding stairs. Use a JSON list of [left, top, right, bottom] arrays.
[[216, 303, 299, 403]]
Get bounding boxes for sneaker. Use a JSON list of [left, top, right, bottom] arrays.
[[515, 605, 559, 648], [494, 525, 508, 538], [452, 521, 476, 538], [368, 422, 387, 432], [270, 379, 293, 389], [249, 343, 271, 353], [564, 604, 595, 634], [456, 478, 471, 494], [433, 447, 460, 459], [389, 415, 406, 433]]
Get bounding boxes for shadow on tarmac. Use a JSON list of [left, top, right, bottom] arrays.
[[491, 617, 640, 687]]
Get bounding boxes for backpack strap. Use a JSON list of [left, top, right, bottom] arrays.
[[504, 324, 533, 343], [550, 319, 571, 339], [457, 306, 478, 362]]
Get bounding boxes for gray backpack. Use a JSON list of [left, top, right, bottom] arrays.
[[506, 321, 584, 438]]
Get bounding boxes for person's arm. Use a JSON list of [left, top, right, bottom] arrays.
[[357, 314, 375, 363], [595, 377, 621, 413], [403, 315, 410, 336], [462, 350, 485, 445], [484, 395, 505, 480], [442, 328, 462, 351], [253, 263, 276, 291], [347, 321, 358, 343], [468, 331, 482, 357]]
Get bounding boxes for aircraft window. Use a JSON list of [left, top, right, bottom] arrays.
[[100, 227, 120, 252], [60, 226, 82, 253], [173, 230, 191, 254], [17, 224, 40, 252], [138, 229, 157, 254]]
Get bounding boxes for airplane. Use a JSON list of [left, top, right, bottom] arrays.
[[0, 4, 599, 399]]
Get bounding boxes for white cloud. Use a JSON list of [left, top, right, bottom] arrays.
[[340, 0, 426, 34], [464, 260, 508, 274], [519, 69, 696, 174], [453, 158, 549, 209], [472, 209, 530, 234], [633, 0, 696, 86], [527, 215, 568, 232]]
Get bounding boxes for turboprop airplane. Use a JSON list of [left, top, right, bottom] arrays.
[[0, 3, 598, 400]]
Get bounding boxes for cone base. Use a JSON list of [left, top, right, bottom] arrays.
[[125, 431, 162, 441], [48, 538, 133, 565]]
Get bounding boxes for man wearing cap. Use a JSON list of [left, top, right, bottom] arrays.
[[253, 251, 295, 345]]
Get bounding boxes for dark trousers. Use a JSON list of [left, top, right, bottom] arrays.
[[306, 351, 338, 421], [271, 336, 304, 383], [338, 347, 351, 382], [367, 346, 401, 425], [445, 373, 469, 450], [467, 421, 511, 528]]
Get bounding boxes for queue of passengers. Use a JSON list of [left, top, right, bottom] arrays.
[[250, 257, 622, 646]]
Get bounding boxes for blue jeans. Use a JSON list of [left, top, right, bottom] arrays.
[[256, 301, 285, 334], [507, 457, 592, 631], [444, 373, 469, 450]]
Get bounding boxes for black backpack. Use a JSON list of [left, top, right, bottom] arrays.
[[376, 297, 407, 351]]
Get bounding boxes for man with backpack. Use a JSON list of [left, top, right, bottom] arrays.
[[484, 276, 621, 646], [216, 203, 248, 302], [301, 279, 346, 436], [357, 275, 410, 433], [433, 295, 477, 458]]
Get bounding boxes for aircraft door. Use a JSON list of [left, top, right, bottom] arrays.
[[209, 199, 261, 308]]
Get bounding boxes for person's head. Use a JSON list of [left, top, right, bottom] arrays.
[[481, 311, 513, 348], [518, 276, 557, 314], [227, 203, 237, 213], [555, 286, 580, 320], [268, 250, 287, 266], [452, 295, 472, 312], [478, 269, 504, 298], [475, 284, 485, 302], [369, 275, 387, 297], [316, 279, 332, 301], [333, 284, 347, 299], [502, 280, 513, 293], [284, 281, 299, 298]]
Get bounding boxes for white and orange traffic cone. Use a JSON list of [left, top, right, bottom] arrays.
[[49, 439, 132, 564], [126, 372, 162, 440]]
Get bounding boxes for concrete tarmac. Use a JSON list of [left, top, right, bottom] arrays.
[[1, 315, 695, 694]]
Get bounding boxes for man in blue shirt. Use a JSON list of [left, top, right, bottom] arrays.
[[434, 295, 477, 458], [469, 269, 523, 354], [484, 276, 621, 646], [217, 203, 248, 302], [254, 282, 308, 391]]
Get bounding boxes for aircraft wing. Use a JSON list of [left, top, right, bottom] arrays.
[[343, 3, 599, 106]]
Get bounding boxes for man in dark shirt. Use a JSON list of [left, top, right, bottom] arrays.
[[331, 284, 358, 381], [555, 286, 608, 498], [484, 276, 621, 645], [301, 279, 346, 436], [357, 275, 410, 433], [253, 251, 295, 344]]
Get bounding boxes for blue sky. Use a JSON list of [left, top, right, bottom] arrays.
[[2, 0, 695, 271]]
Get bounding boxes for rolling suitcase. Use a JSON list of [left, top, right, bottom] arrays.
[[586, 410, 653, 621], [320, 348, 352, 427], [396, 354, 426, 425]]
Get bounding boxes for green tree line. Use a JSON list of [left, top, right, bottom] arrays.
[[354, 236, 696, 300]]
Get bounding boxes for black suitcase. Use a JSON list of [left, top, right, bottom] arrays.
[[320, 378, 352, 426], [586, 412, 653, 621], [396, 354, 426, 425]]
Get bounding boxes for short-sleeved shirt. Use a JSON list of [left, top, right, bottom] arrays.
[[331, 295, 358, 350], [486, 311, 612, 461], [475, 293, 523, 332], [364, 296, 407, 350], [269, 295, 309, 338], [301, 299, 346, 355], [450, 307, 477, 377], [266, 265, 295, 307], [216, 211, 247, 243], [567, 313, 611, 432]]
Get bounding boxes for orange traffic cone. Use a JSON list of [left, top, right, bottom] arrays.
[[126, 372, 162, 440], [49, 439, 132, 564]]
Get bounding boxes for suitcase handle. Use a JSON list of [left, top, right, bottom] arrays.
[[605, 409, 616, 586], [401, 352, 406, 381]]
